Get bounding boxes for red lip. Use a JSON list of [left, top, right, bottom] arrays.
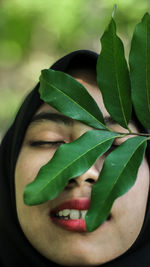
[[51, 218, 87, 232], [50, 198, 90, 232]]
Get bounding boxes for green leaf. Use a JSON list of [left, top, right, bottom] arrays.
[[39, 69, 106, 130], [86, 136, 147, 232], [24, 130, 120, 205], [97, 18, 132, 129], [129, 13, 150, 128]]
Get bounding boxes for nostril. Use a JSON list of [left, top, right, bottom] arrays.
[[85, 178, 95, 184], [66, 177, 96, 188]]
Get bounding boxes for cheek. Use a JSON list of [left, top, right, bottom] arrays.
[[14, 149, 53, 229], [111, 158, 149, 242], [15, 148, 55, 188], [14, 148, 56, 214]]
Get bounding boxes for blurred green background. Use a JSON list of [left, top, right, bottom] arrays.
[[0, 0, 150, 141]]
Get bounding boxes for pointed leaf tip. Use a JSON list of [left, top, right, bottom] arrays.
[[112, 4, 117, 18]]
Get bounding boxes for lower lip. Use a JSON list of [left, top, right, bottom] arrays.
[[52, 217, 87, 232]]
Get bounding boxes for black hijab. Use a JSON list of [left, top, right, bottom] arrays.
[[0, 50, 150, 267]]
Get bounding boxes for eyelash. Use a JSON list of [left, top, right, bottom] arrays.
[[29, 140, 65, 148], [29, 141, 119, 151]]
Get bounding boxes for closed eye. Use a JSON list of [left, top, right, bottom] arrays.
[[29, 140, 65, 148]]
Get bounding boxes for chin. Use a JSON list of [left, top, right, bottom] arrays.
[[50, 257, 102, 267], [44, 249, 107, 267]]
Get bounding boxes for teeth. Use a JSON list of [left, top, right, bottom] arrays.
[[70, 209, 80, 219], [58, 210, 63, 216], [81, 210, 87, 219], [56, 209, 87, 219], [62, 209, 70, 216]]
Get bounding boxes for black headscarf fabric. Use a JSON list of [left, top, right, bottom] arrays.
[[0, 50, 150, 267]]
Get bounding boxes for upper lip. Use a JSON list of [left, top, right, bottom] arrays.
[[50, 198, 90, 216]]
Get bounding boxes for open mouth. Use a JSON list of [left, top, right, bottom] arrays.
[[50, 199, 111, 232], [52, 209, 87, 220]]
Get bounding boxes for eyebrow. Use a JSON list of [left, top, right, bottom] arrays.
[[29, 111, 121, 129], [29, 112, 74, 126]]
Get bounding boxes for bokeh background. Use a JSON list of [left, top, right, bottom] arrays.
[[0, 0, 150, 142]]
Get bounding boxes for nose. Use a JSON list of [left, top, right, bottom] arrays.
[[66, 165, 99, 189], [65, 123, 101, 189]]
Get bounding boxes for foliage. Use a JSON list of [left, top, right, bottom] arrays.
[[24, 10, 150, 232]]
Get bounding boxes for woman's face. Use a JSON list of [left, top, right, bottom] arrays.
[[15, 71, 150, 266]]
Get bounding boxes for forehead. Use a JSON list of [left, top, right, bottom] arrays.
[[36, 104, 64, 117], [36, 76, 110, 119]]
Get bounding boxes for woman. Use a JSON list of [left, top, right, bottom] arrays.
[[0, 50, 150, 266]]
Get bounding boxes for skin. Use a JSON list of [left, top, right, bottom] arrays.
[[15, 70, 150, 266]]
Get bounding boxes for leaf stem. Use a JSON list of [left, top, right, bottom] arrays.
[[94, 128, 150, 137], [126, 125, 133, 134], [116, 132, 150, 137]]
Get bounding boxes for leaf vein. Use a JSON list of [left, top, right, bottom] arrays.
[[42, 78, 106, 129], [97, 138, 146, 209]]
